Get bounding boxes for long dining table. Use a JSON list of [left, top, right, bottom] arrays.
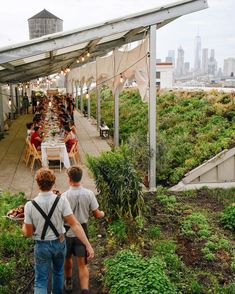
[[41, 103, 71, 169]]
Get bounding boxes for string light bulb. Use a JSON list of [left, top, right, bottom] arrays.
[[87, 51, 90, 57], [7, 83, 10, 90], [120, 74, 124, 83], [81, 56, 85, 62], [37, 79, 40, 85], [77, 59, 80, 64], [86, 90, 89, 99], [8, 98, 12, 107], [66, 67, 70, 73]]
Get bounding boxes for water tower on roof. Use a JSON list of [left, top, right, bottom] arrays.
[[28, 9, 63, 39]]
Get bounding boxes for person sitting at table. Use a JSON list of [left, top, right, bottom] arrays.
[[31, 126, 44, 151], [64, 126, 77, 152], [26, 122, 34, 139], [69, 121, 78, 137]]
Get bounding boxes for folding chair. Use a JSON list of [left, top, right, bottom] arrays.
[[45, 146, 63, 172], [68, 142, 80, 165], [31, 144, 42, 171], [23, 138, 31, 165]]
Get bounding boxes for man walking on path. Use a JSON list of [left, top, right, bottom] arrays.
[[22, 168, 94, 294], [63, 166, 105, 293]]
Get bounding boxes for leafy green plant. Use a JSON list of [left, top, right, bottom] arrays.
[[104, 250, 177, 294], [0, 261, 15, 286], [220, 205, 235, 231], [146, 225, 161, 239], [181, 213, 210, 239], [157, 194, 176, 207], [108, 219, 126, 241], [87, 145, 144, 219]]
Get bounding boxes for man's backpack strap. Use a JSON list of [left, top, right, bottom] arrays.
[[32, 197, 60, 240]]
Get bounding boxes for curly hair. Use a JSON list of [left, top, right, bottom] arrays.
[[35, 168, 56, 191]]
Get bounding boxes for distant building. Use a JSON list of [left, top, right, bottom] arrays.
[[184, 62, 190, 74], [156, 62, 174, 89], [176, 46, 184, 76], [194, 35, 201, 73], [28, 9, 63, 39], [202, 48, 209, 74], [223, 58, 235, 77], [208, 49, 217, 76], [166, 50, 175, 65]]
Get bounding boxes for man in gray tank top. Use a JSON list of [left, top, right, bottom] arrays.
[[63, 166, 105, 293]]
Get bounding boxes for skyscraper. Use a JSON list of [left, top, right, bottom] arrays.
[[166, 50, 175, 65], [194, 35, 201, 72], [208, 49, 217, 76], [176, 46, 184, 76], [202, 48, 208, 74]]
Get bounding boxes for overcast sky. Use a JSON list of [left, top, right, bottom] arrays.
[[0, 0, 234, 68]]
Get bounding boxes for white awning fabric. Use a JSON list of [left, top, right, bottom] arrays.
[[68, 40, 149, 100]]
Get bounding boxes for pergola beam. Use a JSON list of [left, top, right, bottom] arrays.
[[0, 63, 15, 71]]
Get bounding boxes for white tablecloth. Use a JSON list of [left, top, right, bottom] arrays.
[[41, 142, 70, 169]]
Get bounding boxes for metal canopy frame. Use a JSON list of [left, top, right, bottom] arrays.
[[0, 0, 208, 83]]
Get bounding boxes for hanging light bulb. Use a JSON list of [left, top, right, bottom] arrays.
[[49, 101, 52, 107], [82, 56, 85, 62], [77, 59, 80, 64], [66, 67, 70, 73], [87, 51, 90, 57], [25, 84, 28, 89], [120, 74, 124, 83], [37, 79, 40, 85], [8, 98, 12, 107], [7, 83, 10, 90], [86, 90, 89, 99]]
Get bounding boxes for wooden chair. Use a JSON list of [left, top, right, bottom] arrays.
[[68, 142, 80, 165], [23, 138, 31, 165], [45, 146, 63, 172], [31, 144, 42, 171], [23, 138, 35, 167]]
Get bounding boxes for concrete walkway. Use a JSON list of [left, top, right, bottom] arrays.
[[0, 110, 110, 199]]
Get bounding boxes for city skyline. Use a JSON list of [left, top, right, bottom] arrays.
[[0, 0, 234, 68]]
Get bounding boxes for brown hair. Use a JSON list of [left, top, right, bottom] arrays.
[[35, 168, 56, 191], [67, 166, 83, 183]]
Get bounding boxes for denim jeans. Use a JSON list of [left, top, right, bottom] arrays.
[[34, 239, 66, 294]]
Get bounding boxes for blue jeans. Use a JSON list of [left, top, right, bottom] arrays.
[[34, 239, 66, 294]]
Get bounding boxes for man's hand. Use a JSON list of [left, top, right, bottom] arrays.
[[86, 244, 95, 261], [93, 209, 105, 219]]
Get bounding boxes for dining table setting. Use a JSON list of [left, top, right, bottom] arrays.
[[40, 99, 71, 169]]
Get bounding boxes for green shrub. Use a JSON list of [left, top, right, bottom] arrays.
[[181, 213, 210, 239], [87, 146, 144, 219], [220, 205, 235, 231], [104, 250, 177, 294], [0, 261, 15, 286], [146, 225, 161, 239], [108, 219, 126, 241]]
